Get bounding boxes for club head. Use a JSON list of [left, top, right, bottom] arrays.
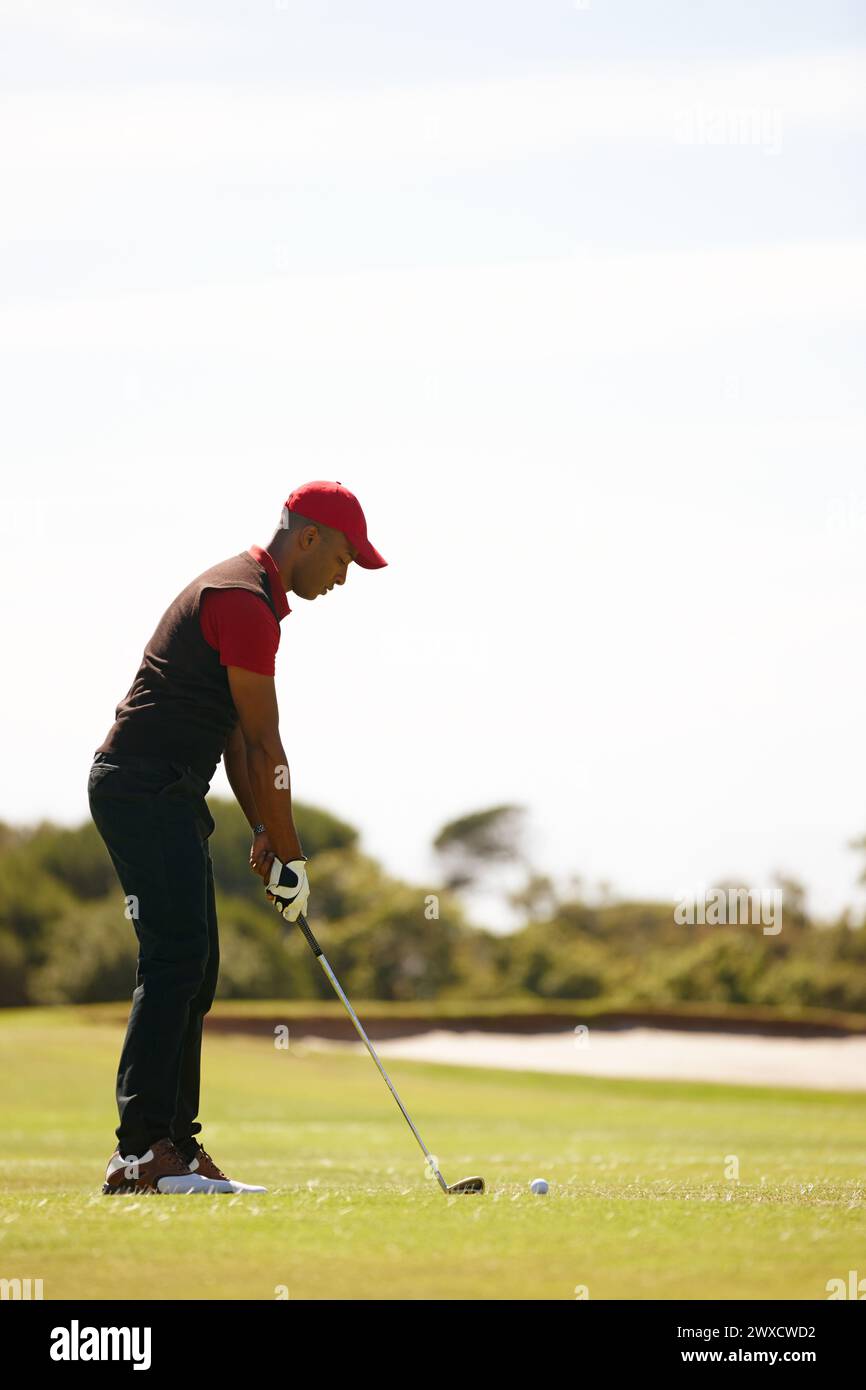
[[445, 1175, 485, 1195]]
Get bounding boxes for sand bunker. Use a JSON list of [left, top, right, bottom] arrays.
[[302, 1026, 866, 1092]]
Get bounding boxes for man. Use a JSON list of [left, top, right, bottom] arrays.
[[88, 481, 387, 1194]]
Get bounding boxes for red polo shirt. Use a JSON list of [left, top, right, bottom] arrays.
[[199, 545, 290, 677]]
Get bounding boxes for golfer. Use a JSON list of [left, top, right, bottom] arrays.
[[88, 481, 387, 1194]]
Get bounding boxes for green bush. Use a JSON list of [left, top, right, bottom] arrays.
[[29, 900, 138, 1005], [1, 800, 866, 1013], [213, 893, 320, 1000], [0, 929, 29, 1006], [323, 888, 463, 1001], [24, 821, 120, 901], [208, 798, 359, 901], [0, 850, 78, 962]]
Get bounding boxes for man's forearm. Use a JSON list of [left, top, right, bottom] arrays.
[[223, 732, 261, 830], [245, 740, 305, 863]]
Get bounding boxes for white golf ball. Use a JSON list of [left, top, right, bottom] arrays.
[[530, 1177, 549, 1195]]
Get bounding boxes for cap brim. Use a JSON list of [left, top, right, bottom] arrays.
[[355, 538, 387, 569]]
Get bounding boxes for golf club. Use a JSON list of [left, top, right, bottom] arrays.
[[283, 910, 484, 1196]]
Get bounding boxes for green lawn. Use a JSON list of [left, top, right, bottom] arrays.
[[0, 1006, 864, 1300]]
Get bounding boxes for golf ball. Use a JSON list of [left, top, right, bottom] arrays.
[[530, 1178, 549, 1195]]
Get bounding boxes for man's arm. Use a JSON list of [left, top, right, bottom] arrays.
[[222, 719, 261, 830], [226, 666, 305, 864]]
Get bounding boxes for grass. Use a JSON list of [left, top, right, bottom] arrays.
[[0, 1006, 864, 1300]]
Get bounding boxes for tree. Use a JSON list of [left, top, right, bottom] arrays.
[[506, 872, 560, 922], [432, 804, 528, 892]]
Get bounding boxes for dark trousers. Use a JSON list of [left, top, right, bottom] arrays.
[[87, 751, 218, 1159]]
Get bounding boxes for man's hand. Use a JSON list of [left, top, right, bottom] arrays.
[[265, 856, 311, 923], [250, 830, 275, 881]]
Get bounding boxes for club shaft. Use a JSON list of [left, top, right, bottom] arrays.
[[316, 955, 446, 1189], [292, 912, 448, 1192]]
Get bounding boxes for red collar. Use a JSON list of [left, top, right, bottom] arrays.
[[248, 545, 291, 619]]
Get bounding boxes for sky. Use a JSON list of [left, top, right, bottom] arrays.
[[1, 1, 865, 929]]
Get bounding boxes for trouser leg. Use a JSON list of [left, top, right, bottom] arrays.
[[171, 844, 220, 1151], [88, 758, 213, 1158]]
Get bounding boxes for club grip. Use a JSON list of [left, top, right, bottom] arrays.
[[292, 912, 323, 958]]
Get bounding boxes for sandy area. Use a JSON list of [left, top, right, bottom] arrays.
[[301, 1027, 866, 1092]]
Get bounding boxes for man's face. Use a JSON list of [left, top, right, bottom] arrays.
[[303, 527, 357, 599]]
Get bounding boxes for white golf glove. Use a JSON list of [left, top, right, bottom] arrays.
[[265, 856, 310, 923]]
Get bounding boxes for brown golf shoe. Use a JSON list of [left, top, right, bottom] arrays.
[[180, 1138, 268, 1193], [102, 1137, 236, 1195], [180, 1140, 229, 1181]]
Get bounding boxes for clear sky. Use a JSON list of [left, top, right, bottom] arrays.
[[2, 2, 865, 928]]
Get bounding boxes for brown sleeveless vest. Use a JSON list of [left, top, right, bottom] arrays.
[[95, 551, 281, 783]]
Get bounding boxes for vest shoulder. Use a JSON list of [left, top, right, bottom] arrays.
[[189, 552, 264, 588]]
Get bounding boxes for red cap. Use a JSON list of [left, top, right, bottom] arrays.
[[283, 481, 387, 570]]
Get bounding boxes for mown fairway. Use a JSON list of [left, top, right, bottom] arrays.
[[0, 1007, 864, 1300]]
